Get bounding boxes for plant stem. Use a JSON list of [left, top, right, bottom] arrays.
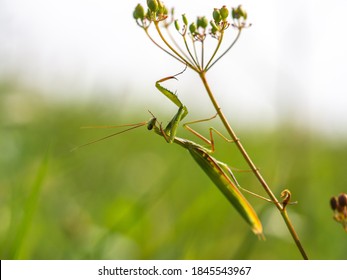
[[141, 11, 308, 259], [199, 71, 308, 260], [281, 209, 309, 260]]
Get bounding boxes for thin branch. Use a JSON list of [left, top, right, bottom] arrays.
[[205, 28, 242, 72], [164, 26, 196, 67], [192, 39, 201, 71], [154, 22, 196, 70], [204, 30, 224, 71], [182, 33, 200, 69], [144, 28, 186, 65]]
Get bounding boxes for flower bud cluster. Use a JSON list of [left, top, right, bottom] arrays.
[[210, 5, 230, 38], [188, 16, 208, 41], [133, 0, 169, 27], [134, 2, 250, 37], [210, 5, 249, 38], [133, 2, 251, 71]]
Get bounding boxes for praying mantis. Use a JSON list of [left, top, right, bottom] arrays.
[[153, 73, 264, 238], [77, 72, 265, 239]]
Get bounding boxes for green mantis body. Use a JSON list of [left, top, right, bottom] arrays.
[[79, 73, 264, 238]]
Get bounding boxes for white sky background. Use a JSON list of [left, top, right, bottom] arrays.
[[1, 0, 347, 138]]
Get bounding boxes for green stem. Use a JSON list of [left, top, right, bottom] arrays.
[[201, 39, 205, 69], [199, 71, 308, 260], [204, 29, 225, 71], [182, 34, 200, 69], [281, 209, 309, 260], [144, 28, 186, 65], [192, 40, 201, 71], [165, 26, 196, 67], [142, 15, 308, 260], [154, 22, 196, 71]]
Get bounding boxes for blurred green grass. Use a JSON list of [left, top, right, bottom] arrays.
[[1, 83, 347, 260]]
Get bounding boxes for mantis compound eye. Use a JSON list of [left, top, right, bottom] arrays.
[[147, 117, 157, 130]]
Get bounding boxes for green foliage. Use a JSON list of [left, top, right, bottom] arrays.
[[1, 86, 347, 259]]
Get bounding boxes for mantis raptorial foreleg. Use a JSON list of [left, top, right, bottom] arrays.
[[155, 68, 188, 143]]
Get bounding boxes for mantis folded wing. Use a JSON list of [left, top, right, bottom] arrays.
[[149, 117, 263, 238]]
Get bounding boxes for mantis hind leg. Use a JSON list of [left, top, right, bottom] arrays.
[[183, 114, 263, 182], [183, 113, 239, 153], [183, 114, 262, 172], [220, 160, 297, 207]]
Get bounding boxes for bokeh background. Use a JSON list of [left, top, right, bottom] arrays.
[[1, 0, 347, 259]]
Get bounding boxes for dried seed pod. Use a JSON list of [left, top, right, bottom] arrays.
[[338, 193, 347, 207], [330, 193, 347, 233], [330, 196, 338, 211]]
